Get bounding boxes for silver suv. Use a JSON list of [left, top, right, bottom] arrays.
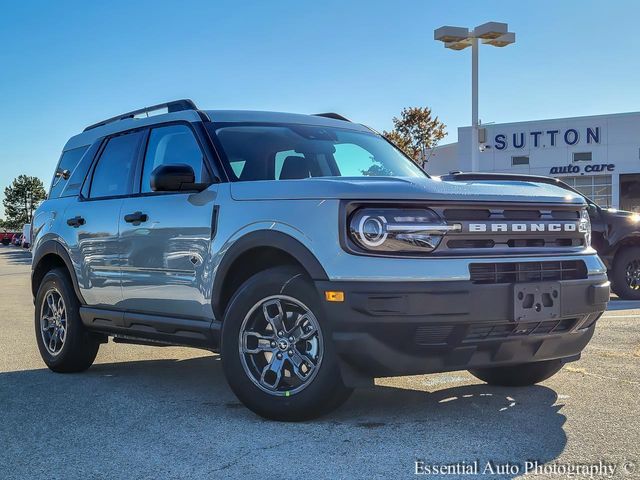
[[31, 100, 610, 420]]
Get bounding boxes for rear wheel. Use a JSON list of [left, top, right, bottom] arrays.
[[469, 359, 563, 386], [35, 268, 100, 372], [611, 246, 640, 300], [221, 267, 352, 421]]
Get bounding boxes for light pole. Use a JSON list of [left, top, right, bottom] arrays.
[[434, 22, 515, 172]]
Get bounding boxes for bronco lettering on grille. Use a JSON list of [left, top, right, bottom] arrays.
[[468, 223, 578, 232]]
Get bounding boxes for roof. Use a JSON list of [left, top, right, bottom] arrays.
[[64, 107, 371, 151], [204, 110, 369, 131]]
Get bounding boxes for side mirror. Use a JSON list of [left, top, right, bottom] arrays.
[[150, 164, 208, 192]]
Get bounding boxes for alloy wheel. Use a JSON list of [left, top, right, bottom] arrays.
[[626, 259, 640, 291], [40, 288, 67, 356], [238, 295, 323, 396]]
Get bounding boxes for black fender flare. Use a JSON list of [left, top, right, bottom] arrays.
[[32, 239, 86, 304], [211, 230, 328, 316]]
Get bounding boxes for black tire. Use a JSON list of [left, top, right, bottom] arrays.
[[35, 268, 100, 373], [221, 267, 352, 421], [469, 359, 563, 387], [611, 246, 640, 300]]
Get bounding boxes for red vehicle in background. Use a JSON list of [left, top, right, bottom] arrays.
[[1, 232, 18, 246]]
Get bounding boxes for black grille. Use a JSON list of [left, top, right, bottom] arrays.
[[448, 238, 584, 249], [469, 260, 588, 284], [436, 205, 584, 255], [465, 318, 577, 341], [447, 239, 495, 249], [414, 318, 579, 346], [415, 325, 454, 345], [443, 209, 490, 220], [442, 208, 580, 221]]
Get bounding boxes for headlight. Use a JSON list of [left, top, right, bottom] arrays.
[[579, 208, 592, 247], [349, 208, 458, 253]]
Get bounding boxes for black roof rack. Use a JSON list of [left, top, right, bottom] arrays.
[[83, 99, 198, 132], [312, 112, 351, 122]]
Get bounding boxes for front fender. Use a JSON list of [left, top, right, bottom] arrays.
[[210, 226, 328, 317]]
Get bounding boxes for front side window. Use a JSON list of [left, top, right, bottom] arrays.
[[211, 124, 426, 181], [141, 124, 209, 193], [89, 132, 142, 199]]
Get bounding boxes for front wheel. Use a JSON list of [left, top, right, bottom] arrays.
[[469, 359, 563, 386], [35, 268, 100, 372], [611, 246, 640, 300], [221, 267, 352, 421]]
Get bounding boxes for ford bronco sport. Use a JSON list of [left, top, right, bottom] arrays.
[[443, 172, 640, 300], [31, 100, 609, 420]]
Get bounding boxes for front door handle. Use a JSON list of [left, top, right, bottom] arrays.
[[124, 211, 148, 225], [66, 216, 85, 228]]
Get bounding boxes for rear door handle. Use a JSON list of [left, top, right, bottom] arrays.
[[124, 211, 148, 225], [66, 216, 85, 227]]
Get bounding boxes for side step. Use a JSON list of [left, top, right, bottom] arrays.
[[112, 335, 177, 347], [79, 306, 221, 350]]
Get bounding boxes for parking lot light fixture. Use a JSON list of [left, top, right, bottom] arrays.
[[473, 22, 508, 39], [434, 26, 470, 43], [434, 21, 516, 172], [483, 32, 516, 48]]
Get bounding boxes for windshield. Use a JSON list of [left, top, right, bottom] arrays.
[[209, 124, 427, 181]]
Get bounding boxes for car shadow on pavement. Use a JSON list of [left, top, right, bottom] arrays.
[[0, 354, 567, 478], [0, 247, 32, 265], [337, 381, 567, 477]]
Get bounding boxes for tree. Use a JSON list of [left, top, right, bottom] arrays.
[[383, 106, 447, 165], [2, 175, 47, 229]]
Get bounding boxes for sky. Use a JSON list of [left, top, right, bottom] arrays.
[[1, 0, 640, 217]]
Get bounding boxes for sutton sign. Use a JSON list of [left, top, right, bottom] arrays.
[[494, 127, 600, 150]]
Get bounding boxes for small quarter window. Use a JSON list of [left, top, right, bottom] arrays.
[[49, 146, 89, 198], [511, 155, 529, 166], [573, 152, 592, 162]]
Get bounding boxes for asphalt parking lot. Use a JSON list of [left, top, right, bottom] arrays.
[[0, 245, 638, 479]]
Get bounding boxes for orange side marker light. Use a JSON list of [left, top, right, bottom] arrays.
[[325, 291, 345, 302]]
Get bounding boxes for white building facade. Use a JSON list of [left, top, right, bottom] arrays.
[[428, 111, 640, 212]]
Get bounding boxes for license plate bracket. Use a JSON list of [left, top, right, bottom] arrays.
[[513, 282, 561, 322]]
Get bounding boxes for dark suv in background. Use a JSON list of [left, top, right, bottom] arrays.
[[443, 172, 640, 300]]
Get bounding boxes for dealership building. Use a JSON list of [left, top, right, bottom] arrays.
[[428, 111, 640, 212]]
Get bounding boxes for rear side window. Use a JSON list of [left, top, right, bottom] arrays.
[[140, 124, 209, 193], [49, 146, 89, 199], [89, 132, 143, 199]]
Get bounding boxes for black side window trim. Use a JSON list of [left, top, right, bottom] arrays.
[[83, 130, 145, 201], [79, 121, 224, 201], [49, 145, 90, 198], [135, 121, 214, 195]]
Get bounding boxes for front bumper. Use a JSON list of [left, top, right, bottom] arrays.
[[316, 275, 609, 380]]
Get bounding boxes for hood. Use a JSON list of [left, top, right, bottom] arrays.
[[230, 176, 586, 205], [602, 208, 640, 220]]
